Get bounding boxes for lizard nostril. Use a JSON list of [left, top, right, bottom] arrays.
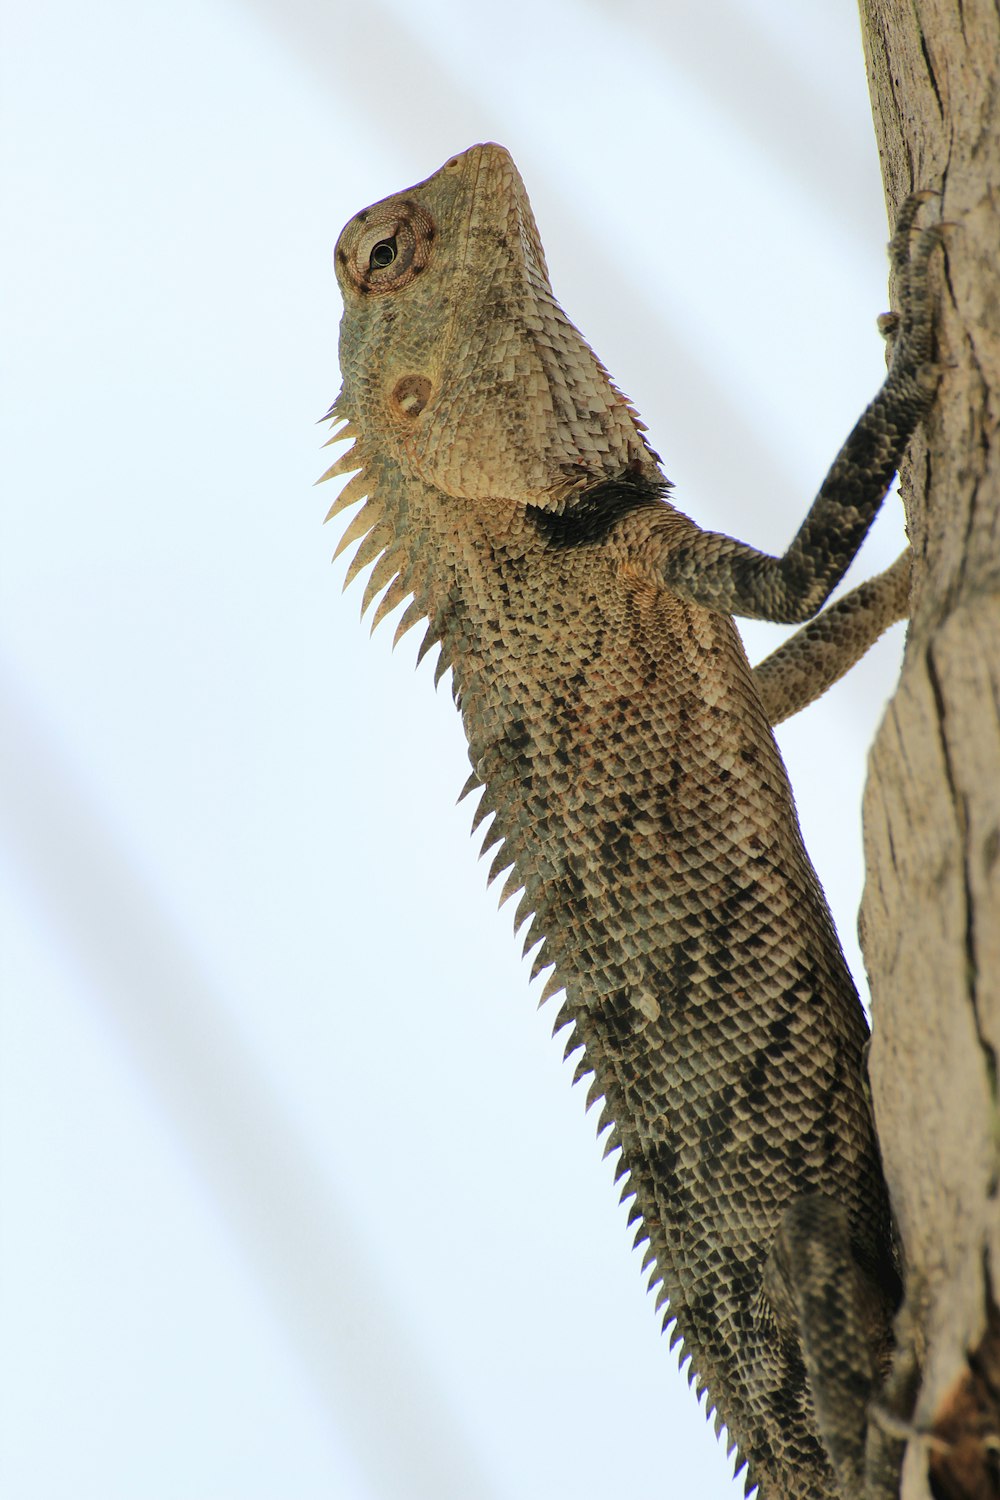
[[392, 374, 432, 418]]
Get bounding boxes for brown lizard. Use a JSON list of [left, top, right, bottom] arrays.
[[322, 144, 941, 1500]]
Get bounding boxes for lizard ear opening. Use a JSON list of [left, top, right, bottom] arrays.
[[391, 375, 432, 419]]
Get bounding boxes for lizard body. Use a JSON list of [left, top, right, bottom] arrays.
[[324, 146, 940, 1499]]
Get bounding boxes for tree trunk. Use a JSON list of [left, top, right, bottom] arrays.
[[857, 4, 1000, 1497]]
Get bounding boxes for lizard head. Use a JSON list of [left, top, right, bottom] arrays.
[[331, 143, 659, 508]]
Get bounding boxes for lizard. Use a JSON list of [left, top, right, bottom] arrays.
[[321, 144, 941, 1500]]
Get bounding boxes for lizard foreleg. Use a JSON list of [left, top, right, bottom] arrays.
[[654, 198, 941, 626], [753, 550, 911, 725]]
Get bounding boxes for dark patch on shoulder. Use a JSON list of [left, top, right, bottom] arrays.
[[526, 473, 669, 550]]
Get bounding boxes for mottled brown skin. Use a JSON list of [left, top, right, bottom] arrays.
[[324, 146, 940, 1499]]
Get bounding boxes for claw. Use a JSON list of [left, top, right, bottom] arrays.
[[915, 222, 948, 255], [880, 191, 948, 371], [868, 1403, 953, 1456], [921, 219, 959, 250], [891, 187, 938, 243]]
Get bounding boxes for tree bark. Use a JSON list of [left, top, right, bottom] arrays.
[[857, 4, 1000, 1497]]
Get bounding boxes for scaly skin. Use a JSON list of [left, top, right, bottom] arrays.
[[323, 145, 940, 1499]]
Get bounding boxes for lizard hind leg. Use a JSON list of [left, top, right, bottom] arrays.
[[764, 1193, 883, 1500]]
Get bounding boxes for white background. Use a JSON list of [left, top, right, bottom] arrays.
[[2, 2, 908, 1496]]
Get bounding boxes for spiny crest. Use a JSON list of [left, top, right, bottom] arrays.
[[343, 522, 392, 590], [322, 465, 365, 517], [486, 844, 514, 888], [538, 970, 563, 1005], [470, 793, 497, 838], [331, 496, 377, 560], [360, 549, 401, 617], [392, 597, 425, 649], [370, 574, 410, 634], [529, 941, 553, 983], [330, 488, 420, 645], [497, 867, 522, 909], [316, 419, 362, 492], [456, 771, 481, 805], [521, 914, 544, 960], [563, 1032, 583, 1065], [415, 621, 441, 669], [551, 998, 575, 1037], [512, 890, 534, 938], [320, 422, 438, 652], [479, 821, 504, 859]]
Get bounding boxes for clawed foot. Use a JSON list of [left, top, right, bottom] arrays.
[[891, 193, 956, 307], [873, 189, 953, 416], [877, 189, 955, 341]]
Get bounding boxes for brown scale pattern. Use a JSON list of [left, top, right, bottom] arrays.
[[325, 144, 940, 1499]]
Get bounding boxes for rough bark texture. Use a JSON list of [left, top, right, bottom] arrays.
[[858, 5, 1000, 1497]]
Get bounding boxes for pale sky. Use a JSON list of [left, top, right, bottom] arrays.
[[2, 3, 908, 1496]]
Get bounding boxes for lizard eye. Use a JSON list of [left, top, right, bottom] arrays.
[[369, 238, 397, 270], [335, 202, 436, 297]]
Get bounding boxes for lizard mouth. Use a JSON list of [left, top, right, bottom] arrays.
[[446, 142, 552, 290]]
